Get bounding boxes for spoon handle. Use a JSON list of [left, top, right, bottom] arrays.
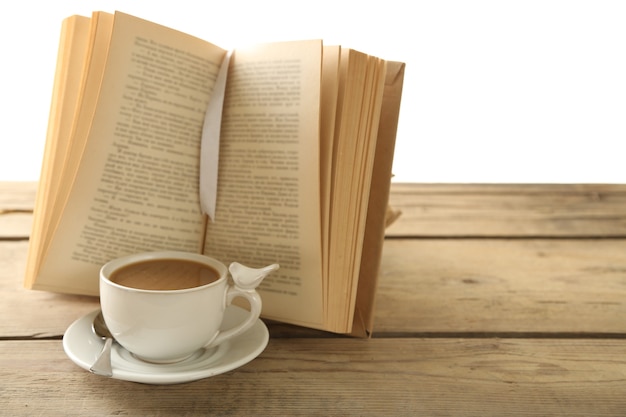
[[89, 337, 113, 377]]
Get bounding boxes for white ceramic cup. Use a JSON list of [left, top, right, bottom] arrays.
[[99, 251, 272, 363]]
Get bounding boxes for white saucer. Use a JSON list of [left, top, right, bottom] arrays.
[[63, 306, 269, 384]]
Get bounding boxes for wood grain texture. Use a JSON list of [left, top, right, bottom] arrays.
[[386, 183, 626, 237], [1, 339, 625, 416], [0, 181, 37, 209], [5, 182, 626, 238], [0, 181, 36, 239], [2, 181, 626, 416], [375, 238, 626, 334], [0, 241, 99, 338], [4, 237, 626, 337]]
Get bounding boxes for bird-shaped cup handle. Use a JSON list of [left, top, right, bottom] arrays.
[[204, 262, 279, 349]]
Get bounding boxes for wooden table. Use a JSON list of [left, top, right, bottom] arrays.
[[2, 182, 626, 416]]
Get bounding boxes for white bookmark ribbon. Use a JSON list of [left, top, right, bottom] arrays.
[[200, 50, 232, 221]]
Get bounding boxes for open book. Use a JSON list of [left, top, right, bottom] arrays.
[[25, 11, 405, 336]]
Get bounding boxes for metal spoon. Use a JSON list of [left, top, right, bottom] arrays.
[[90, 311, 114, 377]]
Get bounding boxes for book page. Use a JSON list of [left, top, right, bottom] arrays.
[[29, 12, 226, 294], [341, 55, 386, 330], [327, 50, 387, 332], [203, 40, 325, 328], [350, 61, 406, 337], [25, 15, 91, 287], [320, 45, 341, 319]]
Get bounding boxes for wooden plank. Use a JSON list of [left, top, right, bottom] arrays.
[[0, 181, 37, 209], [387, 182, 626, 237], [0, 181, 36, 239], [375, 238, 626, 334], [3, 182, 626, 239], [0, 213, 32, 239], [4, 237, 626, 337], [1, 338, 625, 416], [0, 241, 340, 339], [0, 241, 100, 338]]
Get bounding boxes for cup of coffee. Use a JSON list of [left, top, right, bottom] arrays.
[[99, 251, 278, 363]]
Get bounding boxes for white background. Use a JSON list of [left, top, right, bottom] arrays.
[[1, 0, 625, 183]]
